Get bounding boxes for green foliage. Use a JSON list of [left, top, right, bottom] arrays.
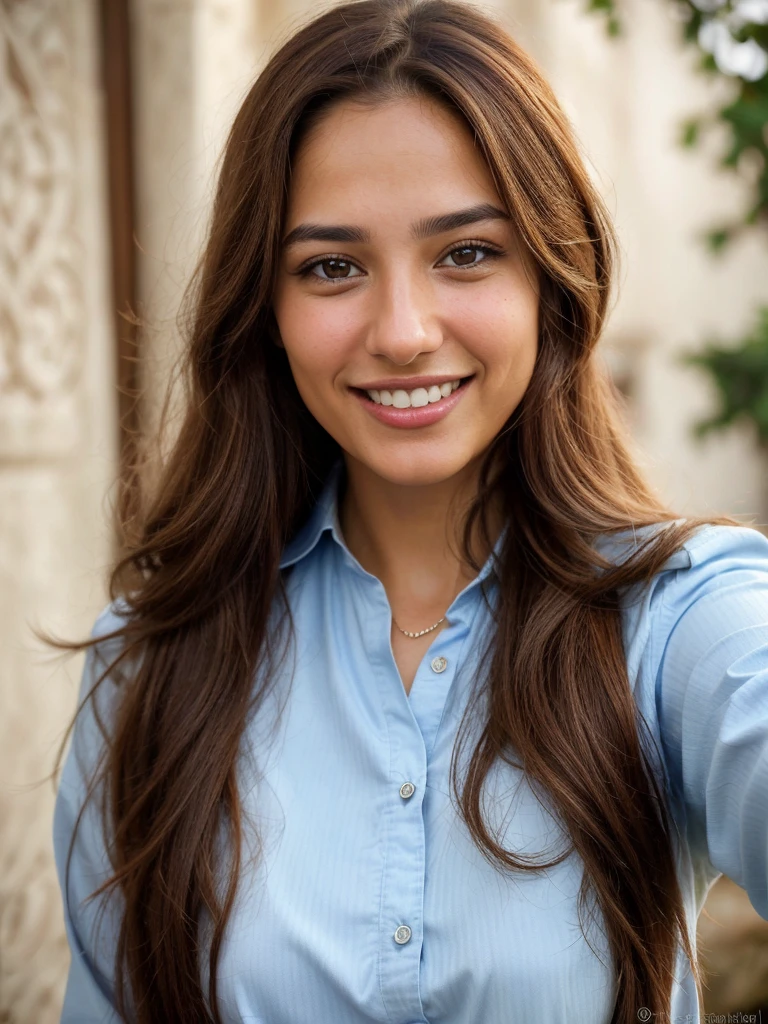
[[585, 0, 622, 34], [586, 1, 768, 239], [585, 0, 768, 450], [680, 116, 702, 146], [683, 308, 768, 446], [720, 88, 768, 169], [704, 225, 734, 250]]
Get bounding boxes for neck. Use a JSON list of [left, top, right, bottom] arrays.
[[339, 455, 502, 625]]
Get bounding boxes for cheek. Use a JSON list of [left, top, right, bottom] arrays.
[[278, 303, 354, 386], [448, 285, 539, 383]]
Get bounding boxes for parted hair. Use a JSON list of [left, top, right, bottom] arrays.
[[55, 1, 735, 1020]]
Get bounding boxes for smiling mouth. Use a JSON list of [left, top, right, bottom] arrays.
[[353, 375, 474, 409]]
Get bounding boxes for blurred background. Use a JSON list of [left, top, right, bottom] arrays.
[[2, 0, 768, 1019]]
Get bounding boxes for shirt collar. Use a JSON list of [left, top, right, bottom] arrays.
[[592, 518, 691, 570], [280, 468, 690, 582], [279, 458, 505, 584], [279, 460, 346, 570]]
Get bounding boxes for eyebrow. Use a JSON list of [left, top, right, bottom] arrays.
[[281, 202, 511, 250]]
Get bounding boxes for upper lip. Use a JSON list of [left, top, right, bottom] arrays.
[[352, 374, 472, 391]]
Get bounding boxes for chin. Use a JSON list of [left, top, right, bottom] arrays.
[[355, 447, 480, 489]]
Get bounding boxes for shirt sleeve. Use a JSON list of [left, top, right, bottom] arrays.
[[654, 524, 768, 919], [53, 606, 128, 1023]]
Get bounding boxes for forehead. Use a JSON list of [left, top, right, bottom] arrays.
[[285, 94, 502, 223]]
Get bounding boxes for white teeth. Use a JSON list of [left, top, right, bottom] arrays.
[[366, 378, 463, 407]]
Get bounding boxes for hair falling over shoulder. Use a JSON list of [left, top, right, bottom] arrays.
[[53, 1, 738, 1020]]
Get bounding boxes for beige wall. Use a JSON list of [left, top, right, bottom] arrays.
[[0, 0, 118, 1020], [2, 0, 766, 1020], [132, 0, 262, 431], [517, 0, 768, 521]]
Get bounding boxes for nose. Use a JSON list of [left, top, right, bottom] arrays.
[[364, 269, 443, 365]]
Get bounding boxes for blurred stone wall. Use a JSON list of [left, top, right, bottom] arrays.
[[0, 0, 117, 1020], [513, 0, 768, 523]]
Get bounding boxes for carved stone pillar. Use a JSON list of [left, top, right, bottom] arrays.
[[131, 0, 260, 434], [0, 1, 117, 1020]]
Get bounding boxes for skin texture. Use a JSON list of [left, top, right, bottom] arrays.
[[272, 95, 540, 691]]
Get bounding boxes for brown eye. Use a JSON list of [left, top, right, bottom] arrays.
[[450, 247, 480, 266], [439, 243, 503, 270], [303, 257, 363, 281], [318, 259, 352, 279]]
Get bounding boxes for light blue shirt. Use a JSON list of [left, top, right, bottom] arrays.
[[54, 460, 768, 1023]]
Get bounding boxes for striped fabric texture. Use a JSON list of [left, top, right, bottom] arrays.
[[54, 461, 768, 1023]]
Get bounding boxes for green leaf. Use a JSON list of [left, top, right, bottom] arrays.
[[746, 202, 762, 225], [583, 0, 621, 36], [680, 118, 700, 148], [704, 227, 731, 252], [720, 94, 768, 148], [683, 307, 768, 444]]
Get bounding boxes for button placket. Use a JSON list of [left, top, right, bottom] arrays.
[[379, 741, 426, 1018]]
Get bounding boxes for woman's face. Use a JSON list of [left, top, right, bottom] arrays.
[[272, 94, 540, 489]]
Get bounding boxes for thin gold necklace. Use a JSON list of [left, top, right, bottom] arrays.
[[392, 614, 447, 639]]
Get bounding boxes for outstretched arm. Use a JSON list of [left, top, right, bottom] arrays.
[[655, 524, 768, 919]]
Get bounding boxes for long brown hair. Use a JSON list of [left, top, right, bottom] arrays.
[[54, 1, 736, 1020]]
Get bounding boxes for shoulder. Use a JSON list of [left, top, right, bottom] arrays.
[[619, 521, 768, 746], [645, 521, 768, 680], [647, 521, 768, 626], [601, 519, 768, 605], [70, 599, 136, 752], [670, 520, 768, 571], [87, 597, 135, 671], [91, 597, 132, 643], [597, 519, 768, 575], [607, 522, 768, 688]]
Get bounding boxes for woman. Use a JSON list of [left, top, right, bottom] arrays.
[[52, 0, 768, 1022]]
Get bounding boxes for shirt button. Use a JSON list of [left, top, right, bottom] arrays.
[[431, 655, 448, 674], [399, 781, 415, 799], [394, 925, 412, 944]]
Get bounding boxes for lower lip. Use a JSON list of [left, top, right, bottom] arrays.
[[351, 379, 473, 428]]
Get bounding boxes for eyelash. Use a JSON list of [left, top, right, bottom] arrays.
[[295, 239, 506, 282]]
